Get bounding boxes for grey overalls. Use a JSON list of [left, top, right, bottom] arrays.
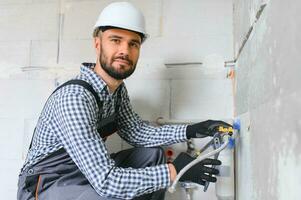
[[17, 80, 166, 200]]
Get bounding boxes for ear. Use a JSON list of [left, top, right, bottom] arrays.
[[93, 37, 101, 56]]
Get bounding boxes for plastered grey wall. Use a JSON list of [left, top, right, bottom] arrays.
[[233, 0, 301, 199]]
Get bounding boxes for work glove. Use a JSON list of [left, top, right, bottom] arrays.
[[172, 152, 221, 186], [186, 120, 232, 139]]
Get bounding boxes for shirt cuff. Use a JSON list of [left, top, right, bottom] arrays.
[[165, 163, 171, 186], [146, 164, 171, 191], [174, 124, 188, 142]]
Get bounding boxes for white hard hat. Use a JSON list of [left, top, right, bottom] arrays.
[[94, 2, 148, 41]]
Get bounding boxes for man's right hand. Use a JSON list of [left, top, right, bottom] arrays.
[[171, 152, 221, 185]]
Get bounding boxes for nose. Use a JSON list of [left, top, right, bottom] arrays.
[[118, 42, 130, 56]]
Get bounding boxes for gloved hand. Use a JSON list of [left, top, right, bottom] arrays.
[[172, 152, 221, 185], [186, 120, 232, 139]]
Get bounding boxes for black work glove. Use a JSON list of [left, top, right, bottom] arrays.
[[186, 120, 232, 139], [172, 152, 221, 185]]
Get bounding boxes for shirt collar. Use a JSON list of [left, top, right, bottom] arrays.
[[80, 62, 124, 95]]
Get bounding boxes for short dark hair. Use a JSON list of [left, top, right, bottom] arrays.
[[93, 27, 102, 37], [92, 26, 145, 42]]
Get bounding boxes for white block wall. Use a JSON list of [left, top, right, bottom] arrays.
[[0, 0, 234, 199]]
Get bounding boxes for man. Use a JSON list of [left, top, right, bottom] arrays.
[[17, 2, 232, 200]]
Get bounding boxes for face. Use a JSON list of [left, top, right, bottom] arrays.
[[95, 28, 141, 80]]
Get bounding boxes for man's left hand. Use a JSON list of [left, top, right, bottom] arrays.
[[186, 120, 232, 139]]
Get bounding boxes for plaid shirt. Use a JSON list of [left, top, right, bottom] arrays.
[[21, 63, 187, 199]]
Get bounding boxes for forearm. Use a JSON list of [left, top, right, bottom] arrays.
[[119, 123, 188, 147]]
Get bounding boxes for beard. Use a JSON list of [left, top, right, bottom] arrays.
[[99, 46, 137, 80]]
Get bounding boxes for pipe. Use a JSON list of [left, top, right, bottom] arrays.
[[164, 62, 203, 68], [156, 117, 197, 125], [168, 135, 230, 193], [156, 117, 233, 125]]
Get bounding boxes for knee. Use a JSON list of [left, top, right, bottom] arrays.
[[147, 147, 166, 165]]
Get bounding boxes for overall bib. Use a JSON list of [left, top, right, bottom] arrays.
[[17, 80, 166, 200]]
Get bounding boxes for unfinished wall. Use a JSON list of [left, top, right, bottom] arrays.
[[233, 0, 301, 199], [0, 0, 233, 199]]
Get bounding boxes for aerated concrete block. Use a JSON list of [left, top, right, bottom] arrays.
[[171, 79, 233, 120], [163, 0, 233, 38], [141, 35, 233, 65], [0, 0, 31, 5], [0, 41, 30, 67], [0, 79, 55, 118], [30, 40, 58, 66], [0, 118, 24, 160], [0, 2, 59, 41], [0, 159, 23, 200], [59, 39, 95, 66], [125, 79, 170, 121], [61, 0, 162, 40]]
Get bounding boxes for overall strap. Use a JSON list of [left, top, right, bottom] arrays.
[[29, 79, 102, 149], [53, 79, 102, 109], [115, 86, 122, 112]]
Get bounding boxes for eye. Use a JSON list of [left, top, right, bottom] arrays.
[[111, 38, 120, 44], [129, 42, 140, 48]]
